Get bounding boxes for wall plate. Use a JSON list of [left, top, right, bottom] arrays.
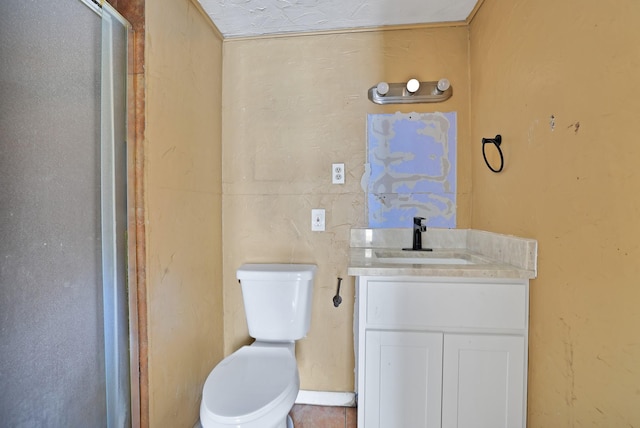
[[311, 209, 325, 231]]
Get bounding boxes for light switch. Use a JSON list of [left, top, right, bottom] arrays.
[[311, 209, 325, 231]]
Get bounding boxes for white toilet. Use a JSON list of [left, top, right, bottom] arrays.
[[200, 263, 317, 428]]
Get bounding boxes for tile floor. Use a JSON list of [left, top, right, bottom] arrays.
[[195, 404, 357, 428], [290, 404, 357, 428]]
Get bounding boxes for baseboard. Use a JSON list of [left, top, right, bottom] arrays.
[[294, 390, 356, 407]]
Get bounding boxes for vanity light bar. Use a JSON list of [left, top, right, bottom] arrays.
[[368, 78, 452, 104]]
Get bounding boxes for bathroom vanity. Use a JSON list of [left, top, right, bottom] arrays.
[[348, 228, 537, 428]]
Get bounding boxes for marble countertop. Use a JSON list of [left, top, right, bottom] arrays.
[[347, 228, 537, 279]]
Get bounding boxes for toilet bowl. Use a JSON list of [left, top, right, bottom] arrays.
[[200, 264, 316, 428], [200, 343, 298, 428]]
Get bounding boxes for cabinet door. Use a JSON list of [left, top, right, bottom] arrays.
[[363, 330, 443, 428], [442, 334, 526, 428]]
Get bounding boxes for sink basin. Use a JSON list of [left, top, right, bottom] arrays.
[[376, 256, 475, 265], [374, 250, 480, 265]]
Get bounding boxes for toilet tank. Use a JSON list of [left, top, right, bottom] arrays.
[[237, 264, 317, 342]]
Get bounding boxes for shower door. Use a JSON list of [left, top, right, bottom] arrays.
[[0, 0, 131, 426]]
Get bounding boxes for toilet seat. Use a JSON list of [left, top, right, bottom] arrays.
[[201, 345, 299, 426]]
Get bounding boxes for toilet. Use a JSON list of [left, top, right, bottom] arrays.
[[200, 263, 317, 428]]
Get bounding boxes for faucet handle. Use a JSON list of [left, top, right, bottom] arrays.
[[403, 216, 432, 252]]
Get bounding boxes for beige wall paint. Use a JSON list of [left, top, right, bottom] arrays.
[[145, 0, 223, 426], [470, 0, 640, 425], [222, 27, 471, 391]]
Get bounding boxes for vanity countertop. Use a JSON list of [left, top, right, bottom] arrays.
[[347, 228, 537, 279]]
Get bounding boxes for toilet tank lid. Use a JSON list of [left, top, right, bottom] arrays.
[[237, 264, 317, 281]]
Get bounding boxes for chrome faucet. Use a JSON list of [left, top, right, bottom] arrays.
[[403, 216, 432, 251]]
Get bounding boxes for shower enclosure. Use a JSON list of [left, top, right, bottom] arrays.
[[0, 0, 134, 426]]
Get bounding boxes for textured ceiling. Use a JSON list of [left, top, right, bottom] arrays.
[[198, 0, 480, 38]]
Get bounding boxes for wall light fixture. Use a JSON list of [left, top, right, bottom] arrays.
[[368, 78, 453, 104]]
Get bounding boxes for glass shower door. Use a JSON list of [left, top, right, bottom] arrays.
[[0, 1, 131, 426]]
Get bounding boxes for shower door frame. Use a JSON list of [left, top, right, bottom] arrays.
[[86, 0, 141, 426], [101, 2, 141, 428], [97, 0, 146, 426]]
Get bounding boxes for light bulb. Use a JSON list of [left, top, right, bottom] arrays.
[[437, 78, 450, 92], [406, 78, 420, 93], [376, 82, 389, 96]]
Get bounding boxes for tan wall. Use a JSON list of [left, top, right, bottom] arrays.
[[145, 0, 223, 426], [222, 27, 471, 391], [469, 0, 640, 425]]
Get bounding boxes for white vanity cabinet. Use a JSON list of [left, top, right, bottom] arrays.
[[356, 276, 530, 428]]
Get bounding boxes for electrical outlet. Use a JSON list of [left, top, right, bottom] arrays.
[[311, 209, 325, 231], [332, 163, 345, 184]]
